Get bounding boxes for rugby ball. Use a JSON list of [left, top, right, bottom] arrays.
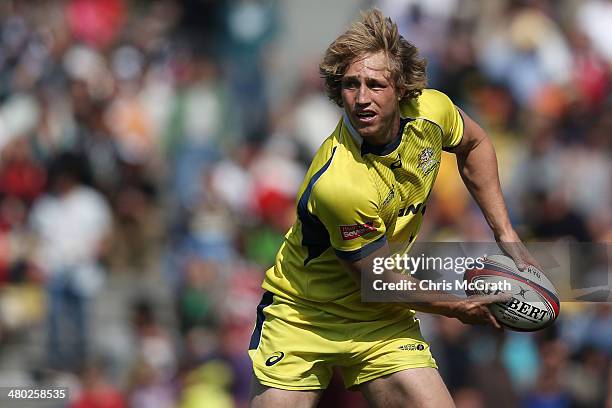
[[464, 255, 560, 331]]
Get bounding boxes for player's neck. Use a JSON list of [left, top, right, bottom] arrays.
[[364, 113, 401, 146]]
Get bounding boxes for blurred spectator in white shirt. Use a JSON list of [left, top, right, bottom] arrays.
[[29, 152, 112, 370]]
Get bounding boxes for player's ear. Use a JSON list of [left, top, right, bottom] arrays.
[[395, 85, 405, 102]]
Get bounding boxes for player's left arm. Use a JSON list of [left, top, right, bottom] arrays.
[[448, 108, 538, 270]]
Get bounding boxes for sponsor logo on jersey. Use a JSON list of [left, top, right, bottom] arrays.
[[265, 351, 285, 366], [340, 222, 377, 240], [398, 202, 426, 217], [418, 148, 439, 176]]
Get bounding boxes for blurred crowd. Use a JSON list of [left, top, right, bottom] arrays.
[[0, 0, 609, 407]]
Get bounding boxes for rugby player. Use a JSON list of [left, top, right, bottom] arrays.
[[249, 9, 536, 408]]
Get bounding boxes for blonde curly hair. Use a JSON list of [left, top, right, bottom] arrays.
[[319, 9, 427, 107]]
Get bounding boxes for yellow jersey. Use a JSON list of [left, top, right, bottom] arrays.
[[261, 89, 464, 321]]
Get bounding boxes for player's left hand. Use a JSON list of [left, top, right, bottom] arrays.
[[452, 293, 512, 330], [496, 230, 541, 272]]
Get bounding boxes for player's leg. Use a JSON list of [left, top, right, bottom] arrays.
[[249, 377, 323, 408], [358, 367, 455, 408], [341, 317, 454, 407], [248, 292, 334, 405]]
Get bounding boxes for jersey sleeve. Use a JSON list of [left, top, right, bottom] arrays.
[[438, 92, 464, 150], [444, 109, 464, 150], [420, 89, 465, 150], [309, 179, 386, 262]]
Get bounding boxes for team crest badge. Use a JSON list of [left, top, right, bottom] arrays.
[[417, 148, 438, 176]]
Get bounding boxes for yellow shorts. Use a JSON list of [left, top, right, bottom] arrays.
[[248, 291, 437, 390]]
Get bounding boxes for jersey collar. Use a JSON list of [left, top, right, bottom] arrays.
[[342, 112, 410, 156]]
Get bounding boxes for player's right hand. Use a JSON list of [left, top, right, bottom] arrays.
[[495, 231, 542, 272], [450, 293, 512, 330]]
